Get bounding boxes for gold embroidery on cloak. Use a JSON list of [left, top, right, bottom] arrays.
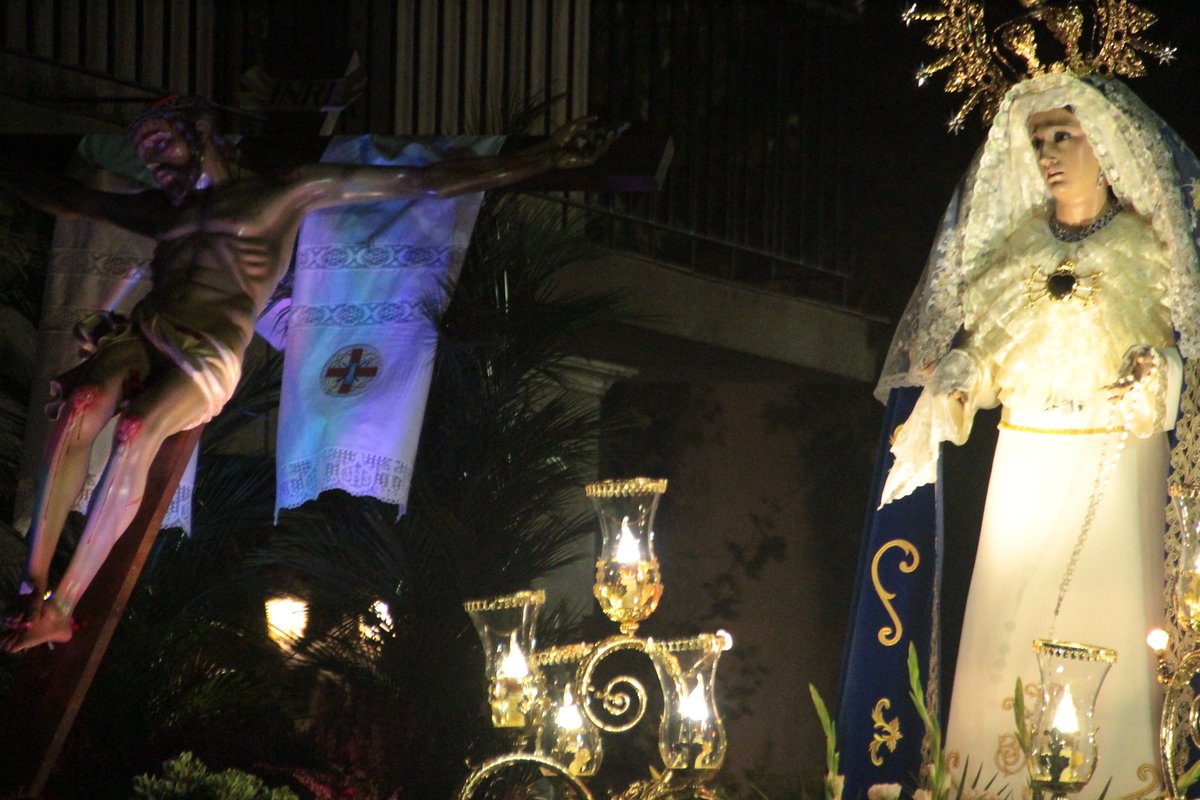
[[871, 539, 920, 646], [869, 698, 903, 766]]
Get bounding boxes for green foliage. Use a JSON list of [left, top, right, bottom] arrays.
[[1012, 678, 1029, 755], [1012, 678, 1042, 800], [905, 642, 947, 800], [808, 683, 839, 800], [806, 646, 1011, 800], [131, 752, 299, 800], [1180, 760, 1200, 793]]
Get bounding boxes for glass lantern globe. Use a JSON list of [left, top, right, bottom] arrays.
[[464, 589, 546, 729], [1028, 639, 1116, 800], [649, 631, 732, 774], [587, 478, 667, 635]]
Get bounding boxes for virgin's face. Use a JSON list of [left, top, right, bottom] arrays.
[[1026, 108, 1104, 206]]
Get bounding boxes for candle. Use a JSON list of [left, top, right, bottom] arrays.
[[550, 684, 599, 776], [1051, 686, 1079, 733], [680, 675, 710, 722], [1034, 687, 1086, 789], [555, 684, 584, 730], [497, 630, 530, 678], [677, 675, 717, 769], [615, 517, 641, 564], [594, 528, 664, 629], [490, 630, 535, 727]]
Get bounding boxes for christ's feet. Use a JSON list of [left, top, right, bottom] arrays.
[[0, 589, 42, 652], [0, 597, 73, 652]]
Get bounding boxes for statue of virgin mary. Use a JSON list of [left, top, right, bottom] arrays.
[[837, 68, 1200, 797]]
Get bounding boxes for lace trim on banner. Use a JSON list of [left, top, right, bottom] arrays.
[[290, 301, 426, 327], [277, 448, 413, 512], [162, 484, 193, 532], [49, 247, 149, 278], [74, 475, 193, 534], [295, 244, 457, 270]]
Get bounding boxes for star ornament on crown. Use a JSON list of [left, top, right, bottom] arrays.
[[902, 0, 1176, 132]]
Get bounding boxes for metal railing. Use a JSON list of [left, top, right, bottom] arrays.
[[0, 0, 215, 102], [2, 0, 866, 308], [539, 194, 854, 306], [585, 0, 864, 306]]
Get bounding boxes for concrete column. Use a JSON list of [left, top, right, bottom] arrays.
[[531, 356, 639, 620]]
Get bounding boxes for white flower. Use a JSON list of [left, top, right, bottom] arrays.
[[912, 789, 933, 800], [827, 773, 845, 800], [867, 783, 903, 800]]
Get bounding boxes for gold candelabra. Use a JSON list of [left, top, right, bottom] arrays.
[[1156, 484, 1200, 798], [458, 478, 734, 800]]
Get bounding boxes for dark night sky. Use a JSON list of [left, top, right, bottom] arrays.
[[849, 0, 1200, 320]]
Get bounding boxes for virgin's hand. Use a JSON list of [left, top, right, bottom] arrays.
[[1106, 345, 1159, 401], [929, 348, 979, 404], [1107, 376, 1134, 401]]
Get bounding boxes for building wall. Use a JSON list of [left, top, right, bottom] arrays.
[[601, 378, 880, 791]]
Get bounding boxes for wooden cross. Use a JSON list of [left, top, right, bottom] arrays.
[[0, 130, 670, 798], [0, 427, 202, 798]]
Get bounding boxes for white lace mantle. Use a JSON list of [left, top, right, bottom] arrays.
[[878, 74, 1200, 401]]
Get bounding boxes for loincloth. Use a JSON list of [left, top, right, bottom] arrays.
[[48, 310, 242, 428]]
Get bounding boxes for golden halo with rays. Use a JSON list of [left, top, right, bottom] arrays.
[[902, 0, 1175, 132]]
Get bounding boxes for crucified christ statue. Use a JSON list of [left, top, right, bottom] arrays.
[[0, 96, 618, 652]]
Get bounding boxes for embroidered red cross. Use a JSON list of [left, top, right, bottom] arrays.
[[325, 347, 379, 394]]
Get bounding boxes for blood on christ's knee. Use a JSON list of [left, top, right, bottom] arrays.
[[115, 415, 144, 443]]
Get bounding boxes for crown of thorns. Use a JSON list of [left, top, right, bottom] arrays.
[[127, 95, 214, 140]]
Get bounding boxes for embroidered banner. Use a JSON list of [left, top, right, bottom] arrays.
[[274, 135, 504, 517]]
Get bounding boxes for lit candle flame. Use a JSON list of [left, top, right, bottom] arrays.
[[359, 599, 394, 642], [265, 596, 308, 651], [556, 684, 584, 731], [615, 517, 641, 564], [1051, 685, 1079, 734], [680, 675, 710, 722], [497, 630, 530, 678], [1147, 628, 1170, 653]]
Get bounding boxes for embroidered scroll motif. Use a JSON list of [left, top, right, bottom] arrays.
[[871, 539, 921, 646], [869, 698, 903, 766]]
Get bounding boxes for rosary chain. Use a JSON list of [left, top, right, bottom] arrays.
[[1050, 405, 1128, 633]]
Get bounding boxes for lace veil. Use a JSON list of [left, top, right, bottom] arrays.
[[874, 71, 1200, 778], [876, 72, 1200, 402]]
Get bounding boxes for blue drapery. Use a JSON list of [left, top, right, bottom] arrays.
[[836, 386, 942, 796]]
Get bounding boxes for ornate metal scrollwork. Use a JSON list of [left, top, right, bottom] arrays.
[[576, 635, 651, 733], [1161, 650, 1200, 799], [456, 753, 595, 800], [613, 771, 727, 800]]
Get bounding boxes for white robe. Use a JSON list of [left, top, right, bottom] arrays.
[[932, 211, 1179, 795]]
